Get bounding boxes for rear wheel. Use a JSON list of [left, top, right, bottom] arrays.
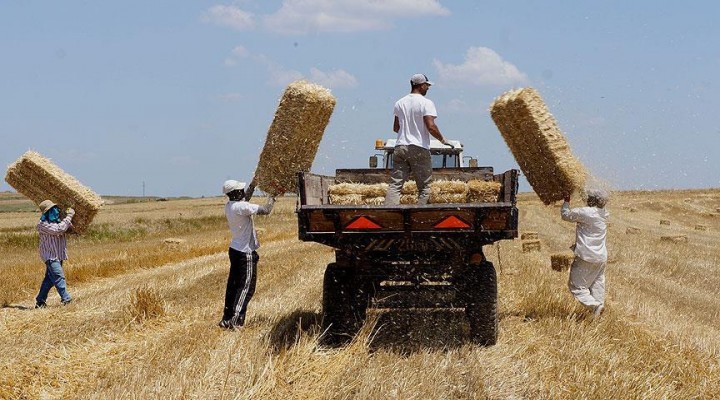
[[320, 263, 366, 346], [464, 261, 498, 346]]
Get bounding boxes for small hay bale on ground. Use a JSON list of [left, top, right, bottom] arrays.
[[521, 231, 539, 240], [629, 208, 638, 213], [659, 219, 671, 226], [254, 80, 336, 196], [490, 87, 587, 205], [695, 224, 708, 231], [5, 150, 103, 233], [522, 240, 541, 253], [660, 235, 687, 243], [626, 227, 642, 234], [550, 252, 574, 272], [467, 180, 502, 202]]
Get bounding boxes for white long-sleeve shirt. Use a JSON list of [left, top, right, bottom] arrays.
[[561, 202, 609, 263], [225, 197, 274, 253], [37, 215, 73, 261]]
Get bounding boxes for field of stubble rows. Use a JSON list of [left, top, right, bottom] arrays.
[[1, 189, 719, 399]]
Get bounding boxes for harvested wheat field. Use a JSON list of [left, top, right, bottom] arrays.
[[1, 189, 719, 399]]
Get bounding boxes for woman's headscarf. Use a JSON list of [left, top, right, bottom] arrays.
[[41, 206, 61, 223]]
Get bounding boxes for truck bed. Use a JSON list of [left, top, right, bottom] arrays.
[[296, 168, 519, 249]]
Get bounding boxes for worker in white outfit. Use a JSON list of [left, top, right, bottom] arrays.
[[560, 189, 609, 319]]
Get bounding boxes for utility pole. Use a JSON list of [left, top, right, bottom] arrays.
[[142, 181, 145, 198]]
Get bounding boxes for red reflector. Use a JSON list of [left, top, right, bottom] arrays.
[[434, 215, 471, 229], [346, 216, 382, 230]]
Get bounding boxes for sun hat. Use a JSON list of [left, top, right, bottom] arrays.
[[39, 200, 57, 214], [222, 180, 246, 195]]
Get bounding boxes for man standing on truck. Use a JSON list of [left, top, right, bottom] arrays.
[[384, 73, 453, 205], [561, 189, 609, 320], [219, 180, 276, 330]]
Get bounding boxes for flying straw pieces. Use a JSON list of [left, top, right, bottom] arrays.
[[521, 231, 539, 240], [490, 87, 587, 205], [467, 180, 502, 203], [550, 252, 574, 272], [522, 240, 541, 253], [5, 150, 102, 233], [254, 80, 336, 196]]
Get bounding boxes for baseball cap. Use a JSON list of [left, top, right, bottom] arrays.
[[410, 73, 433, 86], [222, 180, 246, 195], [39, 199, 57, 214]]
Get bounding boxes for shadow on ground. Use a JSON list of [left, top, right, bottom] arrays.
[[267, 309, 321, 353], [367, 309, 470, 355]]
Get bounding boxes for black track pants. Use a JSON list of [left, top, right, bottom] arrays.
[[222, 248, 259, 326]]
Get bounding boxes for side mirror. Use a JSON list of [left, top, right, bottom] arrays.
[[469, 158, 478, 168], [369, 155, 378, 168]]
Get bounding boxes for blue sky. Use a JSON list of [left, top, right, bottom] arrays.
[[1, 1, 719, 197]]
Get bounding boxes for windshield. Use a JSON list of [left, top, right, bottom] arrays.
[[387, 153, 459, 169]]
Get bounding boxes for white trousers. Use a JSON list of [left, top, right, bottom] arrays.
[[568, 257, 606, 308]]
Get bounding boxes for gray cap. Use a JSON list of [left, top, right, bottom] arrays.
[[410, 73, 433, 86]]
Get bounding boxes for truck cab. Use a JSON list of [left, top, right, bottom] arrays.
[[369, 138, 478, 169]]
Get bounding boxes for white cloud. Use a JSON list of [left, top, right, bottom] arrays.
[[202, 5, 255, 31], [434, 47, 528, 87], [231, 45, 249, 58], [263, 0, 450, 34], [309, 68, 358, 89]]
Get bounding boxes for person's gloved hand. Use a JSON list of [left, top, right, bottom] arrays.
[[443, 140, 455, 148], [66, 208, 75, 218]]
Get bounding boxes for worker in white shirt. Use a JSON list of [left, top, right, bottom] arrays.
[[218, 180, 276, 329], [561, 189, 609, 319]]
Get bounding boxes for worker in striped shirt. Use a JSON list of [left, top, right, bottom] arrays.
[[35, 199, 75, 308]]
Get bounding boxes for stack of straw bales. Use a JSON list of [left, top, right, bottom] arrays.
[[327, 179, 502, 205], [254, 80, 336, 197], [490, 87, 587, 205], [550, 252, 574, 272], [5, 151, 103, 233]]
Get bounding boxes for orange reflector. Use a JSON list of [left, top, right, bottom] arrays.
[[346, 216, 382, 230], [434, 215, 471, 229]]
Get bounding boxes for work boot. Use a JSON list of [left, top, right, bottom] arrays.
[[61, 298, 73, 306], [35, 302, 47, 309]]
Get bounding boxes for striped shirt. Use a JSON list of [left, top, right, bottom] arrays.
[[37, 216, 73, 261]]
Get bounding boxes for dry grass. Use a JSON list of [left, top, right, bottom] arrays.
[[4, 151, 103, 233], [1, 189, 720, 399], [490, 87, 587, 205], [255, 81, 336, 196]]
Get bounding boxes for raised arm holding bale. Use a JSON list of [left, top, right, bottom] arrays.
[[490, 87, 587, 204]]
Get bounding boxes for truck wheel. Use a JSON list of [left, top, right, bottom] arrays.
[[320, 263, 363, 346], [464, 261, 498, 346]]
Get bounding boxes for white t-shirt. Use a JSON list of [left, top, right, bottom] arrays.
[[394, 93, 437, 149], [225, 201, 260, 253], [561, 202, 609, 263]]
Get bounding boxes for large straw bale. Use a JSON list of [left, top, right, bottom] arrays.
[[254, 80, 336, 196], [490, 87, 587, 204], [467, 180, 502, 203], [5, 150, 102, 233]]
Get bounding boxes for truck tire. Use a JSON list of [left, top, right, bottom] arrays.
[[320, 263, 363, 346], [464, 261, 498, 346]]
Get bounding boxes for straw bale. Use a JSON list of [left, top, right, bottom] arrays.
[[522, 240, 541, 253], [521, 232, 539, 240], [660, 235, 687, 243], [490, 87, 587, 205], [401, 180, 417, 195], [363, 197, 386, 206], [659, 220, 671, 226], [5, 150, 102, 234], [550, 252, 574, 272], [400, 194, 418, 205], [626, 227, 642, 234], [694, 224, 708, 231], [429, 192, 468, 204], [428, 180, 468, 204], [329, 193, 364, 205], [254, 80, 336, 196], [327, 182, 357, 196], [467, 180, 502, 203], [629, 208, 638, 213]]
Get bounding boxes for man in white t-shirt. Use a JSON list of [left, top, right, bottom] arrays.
[[218, 179, 276, 329], [384, 73, 453, 205], [561, 189, 610, 320]]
